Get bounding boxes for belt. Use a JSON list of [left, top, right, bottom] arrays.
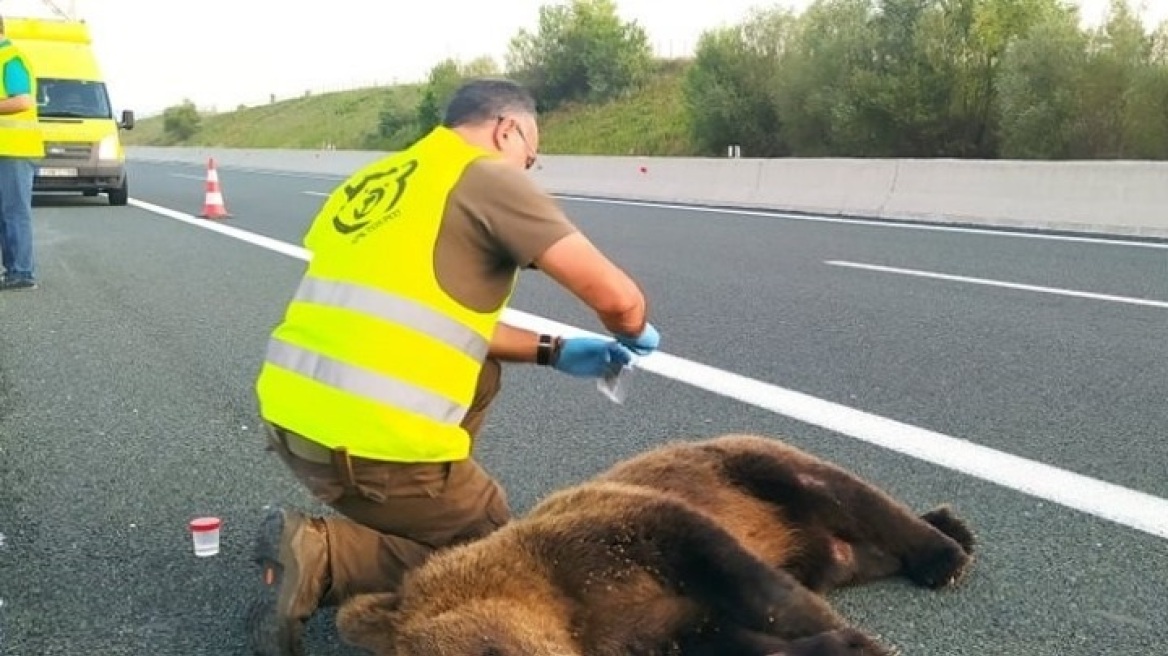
[[270, 426, 336, 465]]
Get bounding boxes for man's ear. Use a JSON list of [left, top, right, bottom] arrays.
[[335, 592, 403, 653]]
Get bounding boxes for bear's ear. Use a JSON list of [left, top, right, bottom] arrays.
[[335, 592, 403, 653]]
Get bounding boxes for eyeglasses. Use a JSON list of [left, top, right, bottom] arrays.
[[497, 115, 537, 170]]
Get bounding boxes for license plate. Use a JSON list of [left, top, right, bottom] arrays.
[[39, 167, 78, 177]]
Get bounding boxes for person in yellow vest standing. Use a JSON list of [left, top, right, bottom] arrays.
[[246, 78, 661, 655], [0, 15, 44, 291]]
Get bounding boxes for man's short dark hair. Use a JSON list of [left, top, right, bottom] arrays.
[[442, 78, 537, 128]]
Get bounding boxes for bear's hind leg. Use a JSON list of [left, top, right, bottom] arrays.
[[716, 449, 974, 590], [801, 534, 904, 593], [772, 628, 901, 656], [678, 625, 898, 656], [675, 624, 795, 656], [571, 495, 856, 641]]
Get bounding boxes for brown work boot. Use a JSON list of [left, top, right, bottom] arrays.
[[246, 506, 331, 656]]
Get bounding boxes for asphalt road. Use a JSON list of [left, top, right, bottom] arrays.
[[1, 159, 1165, 655]]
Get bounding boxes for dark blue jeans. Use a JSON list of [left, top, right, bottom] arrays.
[[0, 156, 36, 281]]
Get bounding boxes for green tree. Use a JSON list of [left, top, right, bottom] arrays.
[[1153, 19, 1168, 62], [1073, 0, 1153, 157], [682, 7, 798, 156], [1121, 62, 1168, 158], [846, 0, 1054, 157], [162, 99, 200, 143], [416, 56, 500, 133], [1118, 16, 1168, 159], [995, 6, 1089, 158], [505, 0, 654, 110], [942, 0, 1072, 156], [847, 0, 936, 156], [374, 88, 424, 150], [771, 0, 875, 156]]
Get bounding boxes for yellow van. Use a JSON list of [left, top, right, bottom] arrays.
[[5, 17, 134, 206]]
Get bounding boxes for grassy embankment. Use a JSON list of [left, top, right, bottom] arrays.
[[123, 62, 697, 156]]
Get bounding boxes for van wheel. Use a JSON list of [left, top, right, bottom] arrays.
[[108, 179, 128, 206]]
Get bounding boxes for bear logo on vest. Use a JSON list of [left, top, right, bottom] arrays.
[[332, 159, 419, 239]]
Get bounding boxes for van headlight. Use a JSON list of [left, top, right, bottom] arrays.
[[97, 135, 121, 161]]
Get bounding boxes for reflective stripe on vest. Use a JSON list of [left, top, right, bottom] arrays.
[[265, 338, 468, 425], [0, 45, 45, 159], [254, 126, 514, 463], [291, 275, 490, 362]]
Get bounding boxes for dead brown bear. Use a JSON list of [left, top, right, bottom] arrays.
[[334, 433, 976, 656]]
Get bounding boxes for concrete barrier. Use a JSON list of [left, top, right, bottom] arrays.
[[127, 146, 1168, 240], [128, 146, 383, 177]]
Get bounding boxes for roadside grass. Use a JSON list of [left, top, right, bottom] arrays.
[[125, 63, 696, 156]]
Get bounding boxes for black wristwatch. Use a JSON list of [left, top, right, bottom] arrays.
[[536, 334, 562, 366]]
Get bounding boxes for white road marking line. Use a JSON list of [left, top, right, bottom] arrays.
[[140, 161, 1168, 250], [169, 173, 206, 181], [124, 196, 1168, 542], [826, 260, 1168, 310], [128, 199, 309, 260], [554, 195, 1168, 250], [301, 191, 328, 197]]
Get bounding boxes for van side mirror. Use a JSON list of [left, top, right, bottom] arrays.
[[120, 109, 135, 130]]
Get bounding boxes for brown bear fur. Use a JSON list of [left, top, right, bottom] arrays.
[[334, 433, 976, 656]]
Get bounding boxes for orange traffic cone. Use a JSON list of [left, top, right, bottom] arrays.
[[200, 158, 231, 219]]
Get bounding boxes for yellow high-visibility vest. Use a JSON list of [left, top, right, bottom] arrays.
[[255, 126, 516, 462], [0, 41, 45, 159]]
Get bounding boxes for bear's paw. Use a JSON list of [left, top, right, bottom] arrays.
[[335, 593, 402, 654], [921, 504, 976, 555]]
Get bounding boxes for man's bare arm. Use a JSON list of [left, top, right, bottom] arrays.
[[0, 94, 34, 115], [487, 322, 543, 363], [532, 232, 647, 337]]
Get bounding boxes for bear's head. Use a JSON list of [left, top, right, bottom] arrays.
[[336, 592, 581, 656]]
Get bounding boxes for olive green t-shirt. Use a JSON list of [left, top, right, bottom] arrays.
[[433, 158, 579, 313]]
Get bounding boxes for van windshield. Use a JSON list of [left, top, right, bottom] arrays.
[[37, 79, 112, 120]]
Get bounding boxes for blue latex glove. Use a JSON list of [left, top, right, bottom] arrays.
[[616, 322, 660, 356], [552, 337, 635, 378]]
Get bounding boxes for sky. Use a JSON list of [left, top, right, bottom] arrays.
[[2, 0, 1166, 117]]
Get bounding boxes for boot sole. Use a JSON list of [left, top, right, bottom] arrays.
[[246, 507, 304, 656]]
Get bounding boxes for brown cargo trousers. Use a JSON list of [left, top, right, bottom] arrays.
[[262, 357, 511, 604]]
